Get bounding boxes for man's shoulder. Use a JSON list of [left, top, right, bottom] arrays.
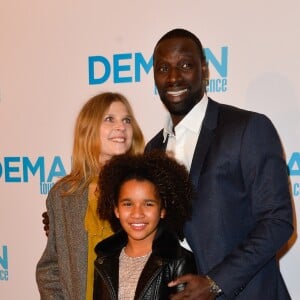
[[209, 98, 250, 114], [208, 98, 269, 123], [209, 97, 266, 117], [208, 98, 276, 136]]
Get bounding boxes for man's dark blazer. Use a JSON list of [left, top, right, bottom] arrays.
[[145, 98, 293, 299]]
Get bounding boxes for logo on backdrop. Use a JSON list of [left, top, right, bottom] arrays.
[[0, 245, 8, 281], [2, 151, 297, 197], [88, 47, 229, 93], [0, 156, 68, 195], [288, 152, 300, 197]]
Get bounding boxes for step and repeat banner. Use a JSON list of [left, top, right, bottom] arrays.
[[0, 1, 299, 298]]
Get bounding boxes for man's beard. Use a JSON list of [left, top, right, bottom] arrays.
[[160, 90, 202, 116]]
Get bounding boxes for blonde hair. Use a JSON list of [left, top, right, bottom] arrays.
[[57, 92, 144, 195]]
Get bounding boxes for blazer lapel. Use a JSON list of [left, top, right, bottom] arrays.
[[134, 255, 163, 299], [189, 98, 219, 188]]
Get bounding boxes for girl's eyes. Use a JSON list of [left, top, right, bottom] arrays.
[[120, 202, 156, 207]]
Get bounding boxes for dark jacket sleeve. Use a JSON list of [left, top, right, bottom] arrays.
[[208, 113, 293, 299]]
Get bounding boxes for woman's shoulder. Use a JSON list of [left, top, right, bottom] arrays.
[[47, 179, 87, 204]]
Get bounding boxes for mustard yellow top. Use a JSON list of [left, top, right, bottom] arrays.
[[85, 179, 114, 300]]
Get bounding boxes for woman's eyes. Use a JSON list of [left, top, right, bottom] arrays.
[[123, 117, 132, 124], [103, 116, 131, 123], [104, 116, 113, 122]]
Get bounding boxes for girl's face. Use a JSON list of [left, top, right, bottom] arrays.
[[99, 101, 133, 163], [114, 179, 166, 249]]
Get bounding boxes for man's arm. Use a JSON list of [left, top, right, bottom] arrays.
[[207, 114, 293, 297], [168, 274, 216, 300], [42, 211, 49, 236]]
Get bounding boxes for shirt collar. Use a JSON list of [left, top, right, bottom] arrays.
[[163, 94, 208, 142]]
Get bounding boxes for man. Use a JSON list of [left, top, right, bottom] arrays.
[[145, 28, 293, 299]]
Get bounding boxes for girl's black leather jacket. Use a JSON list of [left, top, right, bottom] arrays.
[[93, 226, 197, 299]]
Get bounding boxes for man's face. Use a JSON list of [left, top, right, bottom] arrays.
[[153, 37, 206, 119]]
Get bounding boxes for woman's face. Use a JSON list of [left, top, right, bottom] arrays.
[[99, 101, 133, 163]]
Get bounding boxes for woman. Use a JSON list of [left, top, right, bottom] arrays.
[[36, 92, 144, 300]]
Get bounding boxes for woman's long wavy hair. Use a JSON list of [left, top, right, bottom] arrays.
[[56, 92, 144, 196]]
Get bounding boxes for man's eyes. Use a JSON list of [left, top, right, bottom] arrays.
[[157, 62, 193, 72], [181, 62, 192, 69], [157, 65, 168, 72]]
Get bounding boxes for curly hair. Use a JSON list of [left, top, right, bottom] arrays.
[[98, 151, 193, 240]]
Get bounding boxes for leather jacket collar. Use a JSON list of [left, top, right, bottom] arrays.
[[95, 225, 182, 260]]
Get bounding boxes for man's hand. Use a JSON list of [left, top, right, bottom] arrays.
[[168, 274, 215, 300], [42, 211, 49, 236]]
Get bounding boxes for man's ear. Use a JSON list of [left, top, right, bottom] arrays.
[[202, 61, 209, 83]]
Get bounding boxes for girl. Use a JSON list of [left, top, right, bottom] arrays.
[[94, 151, 197, 299]]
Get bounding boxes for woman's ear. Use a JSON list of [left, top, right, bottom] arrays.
[[160, 208, 166, 219], [114, 206, 120, 218]]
